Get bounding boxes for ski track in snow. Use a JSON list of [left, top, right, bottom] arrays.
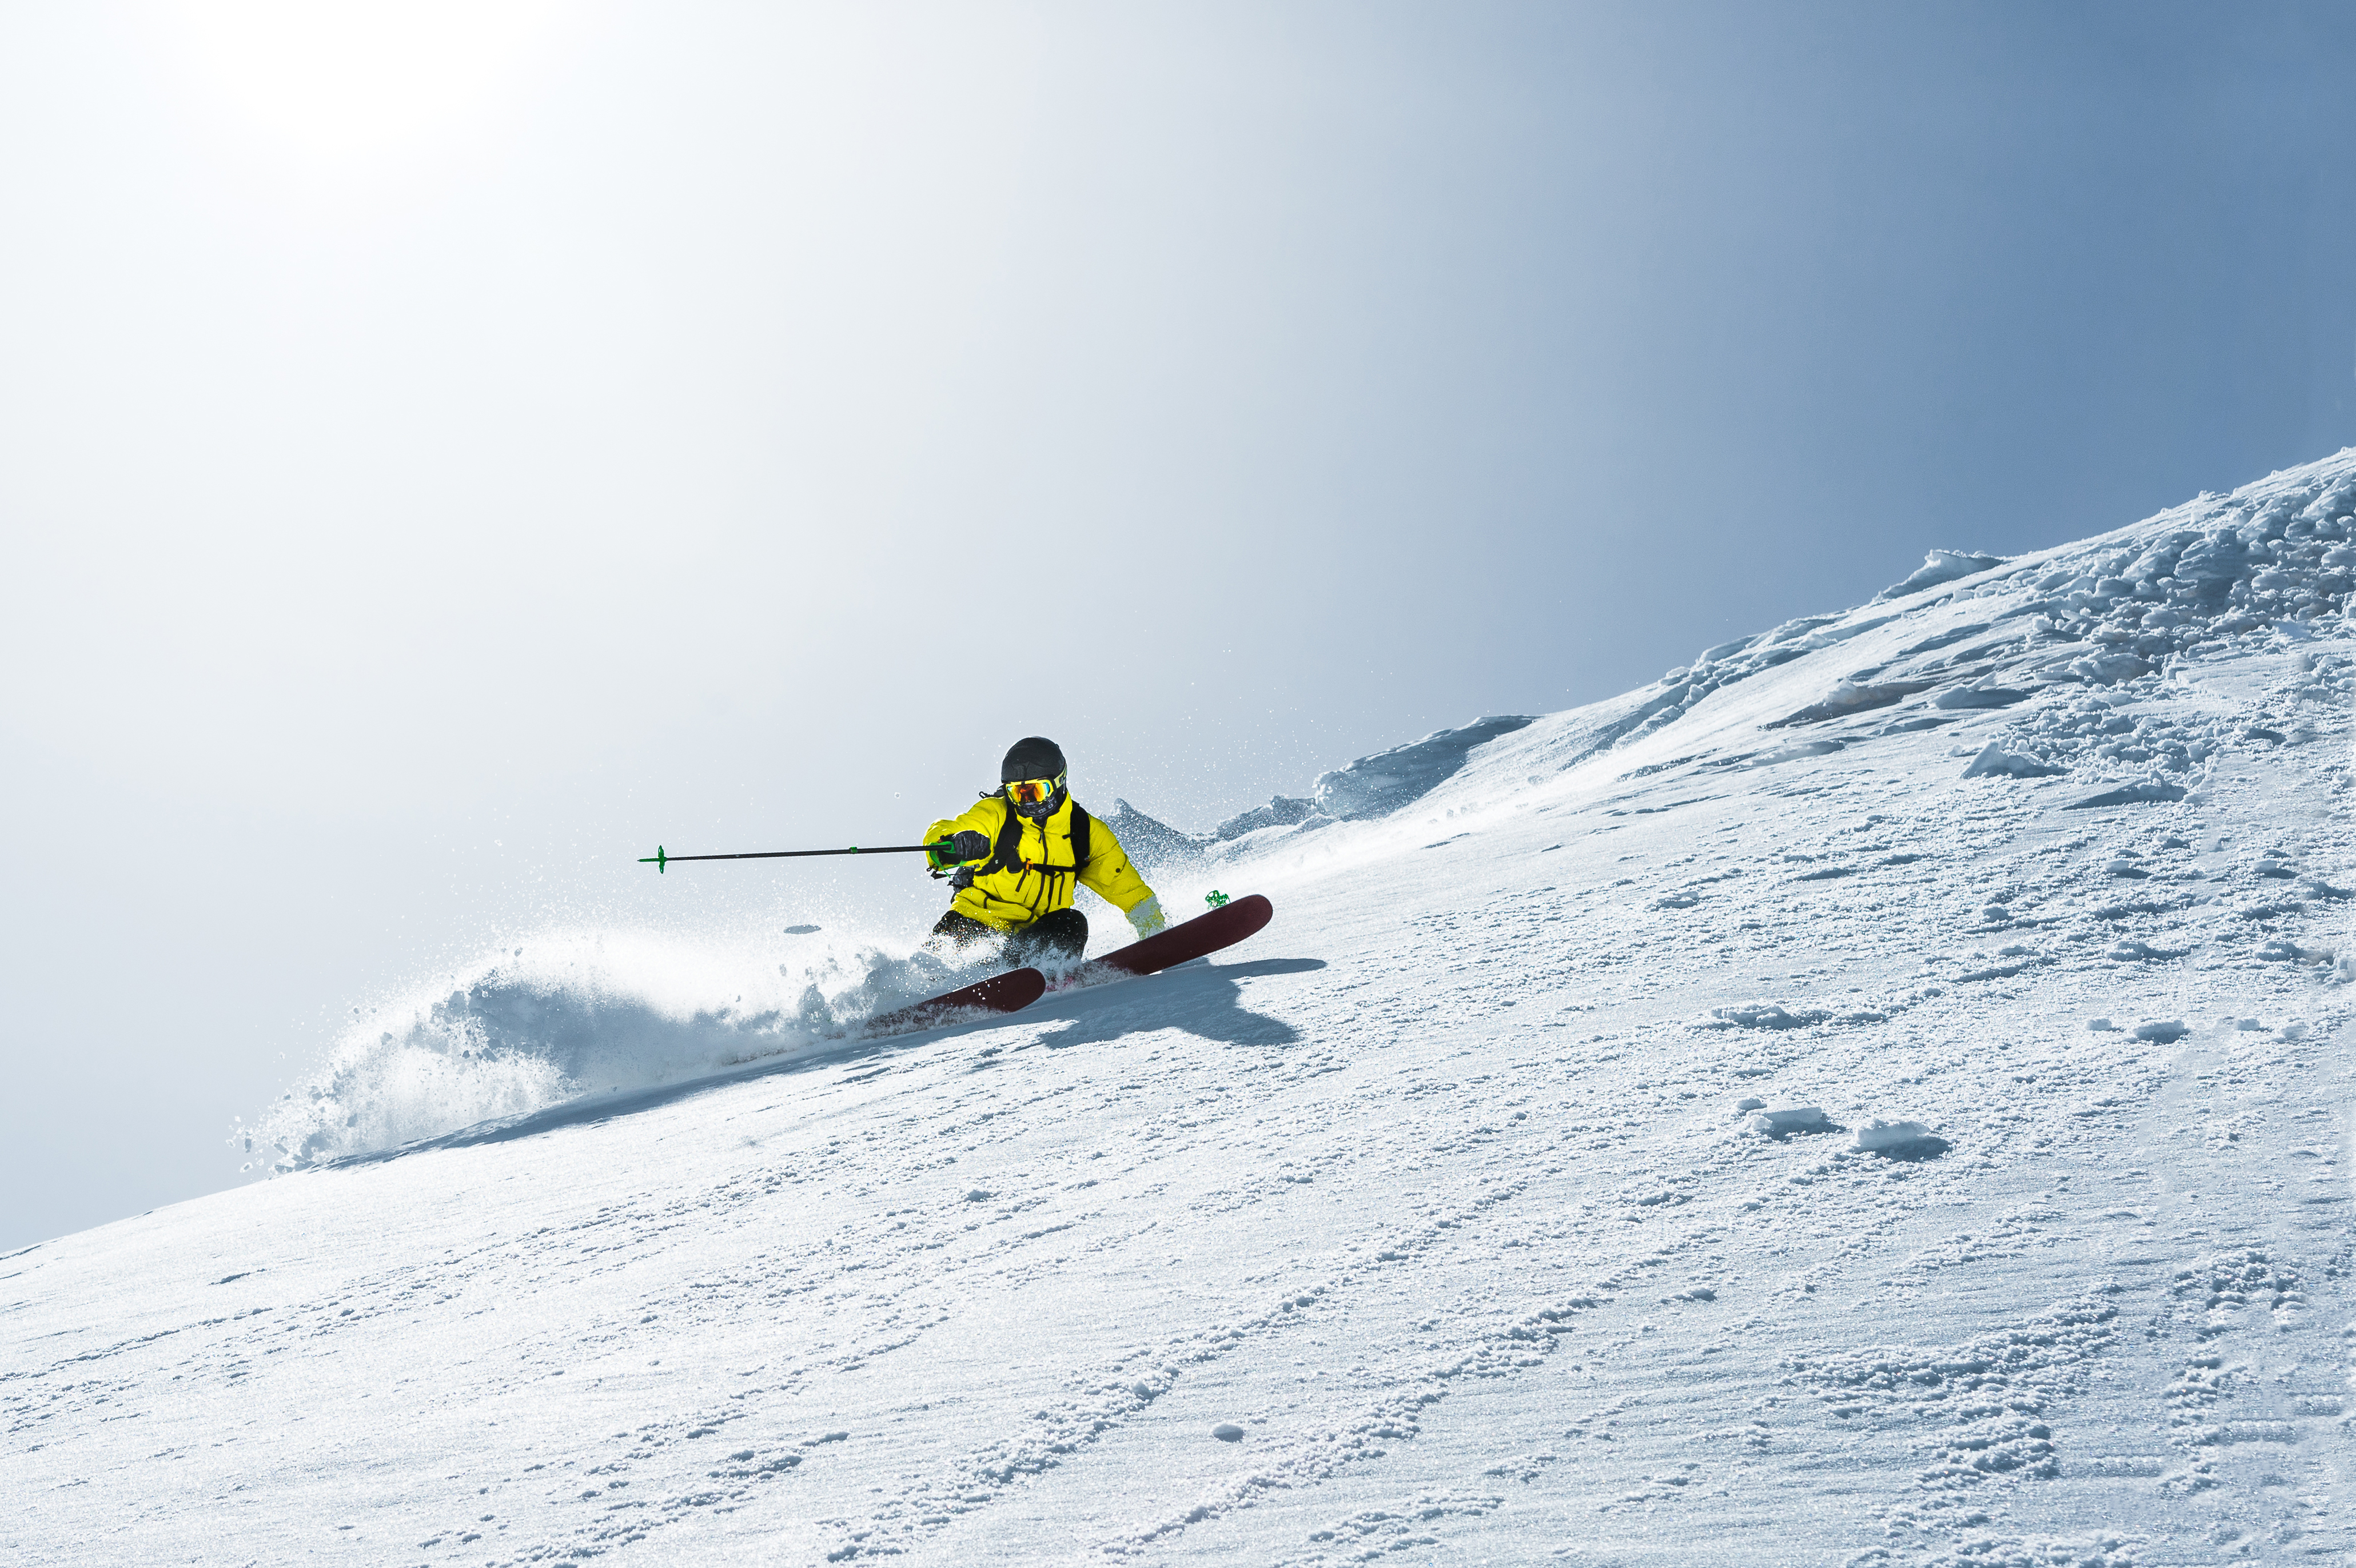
[[10, 456, 2356, 1564]]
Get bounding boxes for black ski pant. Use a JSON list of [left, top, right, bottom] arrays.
[[930, 907, 1089, 965]]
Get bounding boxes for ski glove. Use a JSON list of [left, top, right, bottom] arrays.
[[1126, 895, 1169, 939], [925, 830, 992, 871]]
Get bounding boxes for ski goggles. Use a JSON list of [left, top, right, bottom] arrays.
[[1006, 773, 1066, 809]]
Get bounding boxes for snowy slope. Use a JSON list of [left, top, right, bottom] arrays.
[[9, 452, 2356, 1566]]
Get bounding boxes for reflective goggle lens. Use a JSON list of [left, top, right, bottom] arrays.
[[1008, 776, 1061, 807]]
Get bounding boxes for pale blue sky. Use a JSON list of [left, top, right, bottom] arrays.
[[5, 0, 2353, 1248]]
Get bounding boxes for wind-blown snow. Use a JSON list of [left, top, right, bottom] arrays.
[[10, 449, 2356, 1566], [252, 929, 1006, 1170]]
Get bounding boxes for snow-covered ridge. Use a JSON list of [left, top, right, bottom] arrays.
[[1208, 447, 2356, 857]]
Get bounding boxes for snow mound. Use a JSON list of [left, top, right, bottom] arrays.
[[1748, 1106, 1836, 1138], [1932, 685, 2030, 710], [1963, 742, 2065, 779], [1106, 715, 1535, 854], [1704, 1002, 1831, 1030], [1306, 715, 1537, 819], [2067, 780, 2188, 809], [1853, 1117, 1940, 1153], [1877, 548, 2007, 600]]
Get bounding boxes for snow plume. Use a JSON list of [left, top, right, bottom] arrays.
[[248, 927, 965, 1170]]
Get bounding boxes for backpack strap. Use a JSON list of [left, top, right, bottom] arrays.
[[980, 798, 1028, 878], [978, 797, 1090, 883]]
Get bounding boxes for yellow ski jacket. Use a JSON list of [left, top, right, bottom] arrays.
[[924, 795, 1155, 931]]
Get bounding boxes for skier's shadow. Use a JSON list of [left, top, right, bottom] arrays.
[[1026, 956, 1323, 1050]]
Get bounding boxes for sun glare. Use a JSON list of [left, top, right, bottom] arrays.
[[163, 1, 557, 163]]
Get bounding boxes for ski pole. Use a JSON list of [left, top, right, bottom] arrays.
[[638, 841, 959, 873]]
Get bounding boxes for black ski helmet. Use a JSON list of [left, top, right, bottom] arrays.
[[1000, 736, 1067, 784]]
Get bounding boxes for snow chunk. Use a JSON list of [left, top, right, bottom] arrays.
[[1852, 1118, 1939, 1154], [2132, 1019, 2189, 1043], [2066, 781, 2188, 809], [1765, 680, 1932, 728], [2105, 939, 2185, 962], [1211, 1423, 1245, 1443], [1704, 1003, 1830, 1031], [1752, 740, 1843, 768], [1876, 549, 2006, 601], [1962, 742, 2065, 779], [1932, 685, 2031, 711], [1748, 1106, 1835, 1138], [2256, 937, 2327, 964], [2069, 651, 2154, 685]]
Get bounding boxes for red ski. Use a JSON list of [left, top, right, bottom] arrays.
[[860, 895, 1272, 1033], [862, 967, 1047, 1037], [1063, 893, 1274, 987]]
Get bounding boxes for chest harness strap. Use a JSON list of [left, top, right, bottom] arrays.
[[955, 799, 1092, 901]]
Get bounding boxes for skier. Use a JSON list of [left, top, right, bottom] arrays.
[[923, 736, 1167, 965]]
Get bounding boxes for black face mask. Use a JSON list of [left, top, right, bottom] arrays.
[[1012, 785, 1066, 822]]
